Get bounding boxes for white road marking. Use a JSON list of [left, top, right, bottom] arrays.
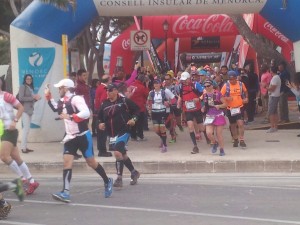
[[0, 221, 45, 225], [6, 199, 300, 225]]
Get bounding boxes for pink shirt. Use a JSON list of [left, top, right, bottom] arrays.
[[260, 72, 272, 95]]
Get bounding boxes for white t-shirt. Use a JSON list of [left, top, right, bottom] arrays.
[[149, 89, 175, 112], [269, 74, 281, 97]]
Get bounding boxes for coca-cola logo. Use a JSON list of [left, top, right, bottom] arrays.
[[122, 39, 130, 50], [173, 14, 235, 35], [263, 22, 288, 43]]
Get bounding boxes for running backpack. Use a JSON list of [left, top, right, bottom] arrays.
[[224, 81, 245, 99], [149, 89, 166, 102]]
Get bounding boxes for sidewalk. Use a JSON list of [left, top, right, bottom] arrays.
[[1, 102, 300, 175]]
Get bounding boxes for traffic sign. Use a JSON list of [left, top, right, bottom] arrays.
[[130, 30, 150, 51]]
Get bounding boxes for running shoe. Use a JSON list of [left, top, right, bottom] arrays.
[[130, 171, 140, 185], [266, 128, 278, 133], [169, 138, 176, 143], [210, 142, 218, 154], [191, 146, 199, 154], [52, 192, 70, 203], [113, 177, 123, 188], [0, 201, 11, 219], [104, 178, 113, 198], [239, 140, 247, 149], [12, 178, 25, 201], [26, 181, 39, 195], [178, 125, 184, 132], [219, 148, 225, 156], [233, 139, 239, 147], [161, 145, 167, 153]]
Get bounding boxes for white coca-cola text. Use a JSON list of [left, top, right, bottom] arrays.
[[263, 22, 288, 43], [173, 14, 235, 35], [122, 39, 130, 50]]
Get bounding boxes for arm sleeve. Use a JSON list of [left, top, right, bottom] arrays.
[[125, 69, 138, 86], [72, 96, 90, 122], [4, 92, 19, 107], [48, 99, 58, 112]]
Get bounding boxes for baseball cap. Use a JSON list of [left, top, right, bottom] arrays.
[[199, 69, 207, 76], [106, 83, 118, 91], [153, 79, 162, 84], [228, 70, 238, 78], [180, 72, 191, 81], [54, 79, 74, 88]]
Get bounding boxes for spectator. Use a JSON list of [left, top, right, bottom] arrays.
[[90, 78, 100, 137], [266, 66, 281, 133], [278, 61, 291, 123], [18, 74, 41, 153], [94, 75, 112, 157], [128, 74, 149, 141], [244, 63, 259, 123], [260, 64, 272, 123]]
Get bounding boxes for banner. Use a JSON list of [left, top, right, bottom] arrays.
[[18, 47, 55, 128]]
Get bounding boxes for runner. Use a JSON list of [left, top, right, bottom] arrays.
[[0, 77, 39, 195], [177, 71, 205, 154], [164, 73, 183, 143], [202, 80, 227, 156], [220, 71, 248, 149], [46, 78, 113, 202], [98, 83, 140, 188], [148, 79, 176, 152], [0, 178, 25, 220]]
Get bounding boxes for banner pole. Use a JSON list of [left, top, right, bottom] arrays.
[[62, 34, 69, 78]]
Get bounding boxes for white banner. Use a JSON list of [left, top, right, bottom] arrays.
[[95, 0, 266, 16]]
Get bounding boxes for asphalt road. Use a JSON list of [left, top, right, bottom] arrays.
[[2, 173, 300, 225]]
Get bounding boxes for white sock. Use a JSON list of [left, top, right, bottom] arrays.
[[18, 162, 34, 183], [8, 160, 23, 177]]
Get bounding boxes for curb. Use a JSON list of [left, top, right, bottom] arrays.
[[2, 160, 300, 174]]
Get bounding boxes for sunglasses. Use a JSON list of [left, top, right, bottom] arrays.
[[106, 88, 115, 92], [204, 85, 212, 88]]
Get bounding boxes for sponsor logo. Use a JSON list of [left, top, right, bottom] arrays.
[[29, 52, 43, 67], [263, 22, 289, 43], [173, 14, 235, 35], [122, 39, 130, 50]]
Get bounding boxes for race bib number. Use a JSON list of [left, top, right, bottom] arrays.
[[109, 136, 117, 145], [185, 100, 196, 110], [230, 107, 241, 116], [204, 115, 215, 125]]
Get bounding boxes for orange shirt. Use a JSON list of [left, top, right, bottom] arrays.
[[220, 81, 247, 109]]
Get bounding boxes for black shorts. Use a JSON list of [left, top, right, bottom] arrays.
[[185, 110, 203, 124], [64, 131, 94, 158], [151, 111, 167, 125], [109, 133, 130, 154], [226, 107, 245, 124], [170, 105, 182, 117], [1, 129, 18, 147]]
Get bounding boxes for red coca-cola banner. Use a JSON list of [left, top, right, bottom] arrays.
[[109, 24, 136, 75], [110, 14, 294, 74], [256, 15, 293, 53], [143, 14, 238, 38]]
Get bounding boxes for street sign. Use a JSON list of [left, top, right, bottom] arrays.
[[130, 30, 150, 51]]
